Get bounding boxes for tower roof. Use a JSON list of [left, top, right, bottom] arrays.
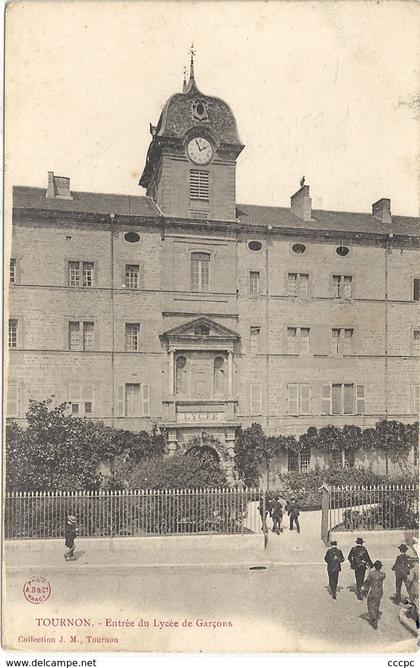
[[139, 52, 243, 189]]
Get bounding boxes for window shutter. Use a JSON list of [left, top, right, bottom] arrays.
[[344, 384, 354, 414], [413, 385, 420, 414], [343, 276, 352, 299], [250, 384, 262, 415], [356, 385, 365, 414], [287, 384, 299, 415], [7, 382, 18, 418], [117, 384, 124, 417], [332, 384, 342, 414], [321, 384, 331, 415], [300, 384, 311, 415], [141, 384, 150, 416]]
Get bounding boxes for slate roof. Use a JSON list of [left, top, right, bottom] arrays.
[[13, 186, 420, 238], [13, 186, 161, 218], [236, 204, 420, 238]]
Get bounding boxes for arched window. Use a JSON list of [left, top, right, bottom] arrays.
[[214, 356, 225, 394], [176, 356, 187, 394], [191, 252, 210, 291]]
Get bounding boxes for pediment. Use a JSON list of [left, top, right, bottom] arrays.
[[161, 316, 239, 341]]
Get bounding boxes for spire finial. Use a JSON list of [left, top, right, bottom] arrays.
[[189, 42, 196, 82], [182, 66, 187, 93]]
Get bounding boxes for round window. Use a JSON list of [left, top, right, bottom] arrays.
[[336, 245, 349, 256], [248, 240, 262, 252], [124, 231, 140, 243], [292, 243, 306, 254]]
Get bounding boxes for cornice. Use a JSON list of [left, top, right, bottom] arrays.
[[12, 206, 420, 247]]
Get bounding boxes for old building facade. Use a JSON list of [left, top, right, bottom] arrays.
[[7, 63, 420, 479]]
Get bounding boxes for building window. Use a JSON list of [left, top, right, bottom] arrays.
[[9, 319, 18, 349], [68, 261, 94, 287], [321, 383, 365, 415], [125, 323, 140, 352], [249, 271, 260, 295], [191, 252, 210, 291], [68, 321, 94, 351], [10, 258, 16, 284], [125, 264, 140, 289], [332, 328, 354, 355], [330, 450, 344, 466], [287, 327, 310, 354], [333, 275, 352, 299], [413, 330, 420, 354], [287, 384, 311, 415], [250, 327, 261, 353], [413, 279, 420, 301], [190, 170, 209, 200], [288, 447, 311, 472], [214, 356, 225, 394], [124, 383, 150, 417], [288, 273, 309, 297], [250, 384, 262, 415], [68, 384, 94, 417], [288, 450, 299, 472], [300, 446, 311, 472]]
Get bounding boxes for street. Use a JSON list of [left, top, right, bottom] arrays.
[[3, 542, 415, 653]]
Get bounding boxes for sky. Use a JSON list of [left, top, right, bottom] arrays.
[[5, 0, 420, 216]]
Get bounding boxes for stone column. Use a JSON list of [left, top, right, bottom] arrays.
[[169, 349, 175, 395], [227, 350, 233, 396]]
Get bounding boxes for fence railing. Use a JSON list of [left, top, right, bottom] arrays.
[[327, 483, 419, 535], [4, 488, 268, 540]]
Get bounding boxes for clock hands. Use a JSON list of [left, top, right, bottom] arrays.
[[195, 139, 205, 152]]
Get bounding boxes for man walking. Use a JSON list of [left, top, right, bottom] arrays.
[[324, 540, 345, 599], [287, 498, 301, 533], [270, 496, 283, 535], [64, 515, 77, 561], [348, 537, 373, 600], [391, 544, 412, 602], [362, 560, 386, 629]]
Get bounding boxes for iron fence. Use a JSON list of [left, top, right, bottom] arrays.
[[327, 483, 419, 534], [4, 488, 268, 539]]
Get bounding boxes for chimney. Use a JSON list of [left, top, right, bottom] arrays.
[[46, 171, 72, 200], [291, 184, 312, 222], [372, 198, 391, 223]]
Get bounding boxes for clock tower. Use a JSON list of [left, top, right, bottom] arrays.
[[139, 50, 244, 221]]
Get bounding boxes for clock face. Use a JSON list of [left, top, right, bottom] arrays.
[[187, 137, 213, 165]]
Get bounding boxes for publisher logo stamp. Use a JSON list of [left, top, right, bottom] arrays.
[[23, 576, 51, 604]]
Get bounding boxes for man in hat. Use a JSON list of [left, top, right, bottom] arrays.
[[270, 496, 283, 535], [324, 540, 345, 599], [64, 515, 77, 561], [287, 498, 301, 533], [348, 537, 373, 600], [362, 560, 385, 629], [391, 544, 412, 602]]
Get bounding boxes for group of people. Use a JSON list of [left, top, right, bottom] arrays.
[[325, 538, 418, 630], [258, 494, 301, 534]]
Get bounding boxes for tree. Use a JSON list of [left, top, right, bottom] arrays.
[[105, 451, 227, 490], [234, 424, 297, 487], [6, 399, 166, 491]]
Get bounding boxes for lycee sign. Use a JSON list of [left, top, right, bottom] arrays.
[[177, 412, 224, 422]]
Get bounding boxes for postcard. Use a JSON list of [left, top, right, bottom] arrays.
[[3, 0, 419, 654]]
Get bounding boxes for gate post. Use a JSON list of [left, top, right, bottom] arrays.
[[320, 482, 330, 545]]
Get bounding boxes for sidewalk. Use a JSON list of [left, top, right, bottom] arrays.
[[5, 510, 417, 571]]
